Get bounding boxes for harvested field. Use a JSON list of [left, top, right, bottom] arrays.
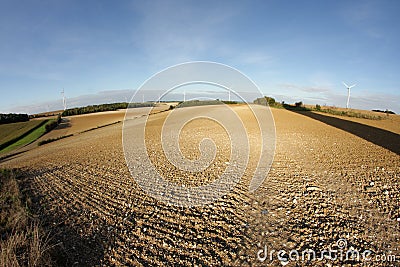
[[38, 105, 169, 141], [0, 105, 399, 266]]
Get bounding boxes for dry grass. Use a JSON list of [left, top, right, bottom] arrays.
[[0, 169, 52, 267]]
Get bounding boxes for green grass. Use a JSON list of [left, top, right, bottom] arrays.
[[0, 120, 55, 154], [0, 120, 44, 147]]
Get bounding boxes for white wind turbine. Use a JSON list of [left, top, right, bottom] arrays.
[[61, 88, 67, 111], [342, 82, 356, 109]]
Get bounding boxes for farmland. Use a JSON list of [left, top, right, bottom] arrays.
[[0, 105, 399, 266], [0, 120, 44, 148], [37, 104, 169, 142], [0, 119, 53, 154]]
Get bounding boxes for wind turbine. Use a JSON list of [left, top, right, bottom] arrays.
[[61, 88, 67, 111], [342, 82, 356, 109]]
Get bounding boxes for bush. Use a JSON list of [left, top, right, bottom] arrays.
[[44, 120, 58, 133], [315, 104, 321, 111], [265, 97, 275, 106], [57, 114, 62, 124], [295, 101, 303, 107], [253, 97, 283, 108]]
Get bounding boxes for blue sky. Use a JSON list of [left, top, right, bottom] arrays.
[[0, 0, 399, 114]]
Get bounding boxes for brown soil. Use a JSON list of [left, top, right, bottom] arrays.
[[0, 105, 398, 266]]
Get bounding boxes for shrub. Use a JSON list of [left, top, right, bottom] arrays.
[[295, 101, 303, 107], [253, 97, 283, 108], [57, 114, 62, 124], [265, 97, 276, 106], [315, 104, 321, 111], [44, 120, 58, 133]]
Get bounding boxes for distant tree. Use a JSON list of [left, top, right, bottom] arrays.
[[265, 96, 276, 106], [295, 101, 303, 107], [315, 104, 321, 111], [253, 96, 284, 108]]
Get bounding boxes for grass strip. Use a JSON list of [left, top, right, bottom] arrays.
[[1, 120, 55, 154], [0, 120, 47, 151]]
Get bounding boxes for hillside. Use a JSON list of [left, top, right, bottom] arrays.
[[0, 120, 45, 149]]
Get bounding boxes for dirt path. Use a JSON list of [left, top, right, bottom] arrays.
[[1, 105, 398, 266]]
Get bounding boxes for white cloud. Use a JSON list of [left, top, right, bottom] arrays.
[[278, 83, 330, 93], [268, 82, 400, 113], [6, 89, 135, 114]]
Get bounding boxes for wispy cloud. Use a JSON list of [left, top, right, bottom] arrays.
[[271, 82, 400, 113], [5, 89, 135, 114], [278, 83, 330, 93]]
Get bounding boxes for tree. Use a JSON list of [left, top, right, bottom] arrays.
[[295, 101, 303, 107]]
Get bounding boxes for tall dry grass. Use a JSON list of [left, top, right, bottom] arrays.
[[0, 169, 52, 266]]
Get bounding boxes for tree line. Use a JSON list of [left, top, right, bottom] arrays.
[[61, 102, 154, 116], [0, 113, 29, 124], [253, 96, 283, 108]]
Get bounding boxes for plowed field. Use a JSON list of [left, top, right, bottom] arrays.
[[1, 105, 399, 266]]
